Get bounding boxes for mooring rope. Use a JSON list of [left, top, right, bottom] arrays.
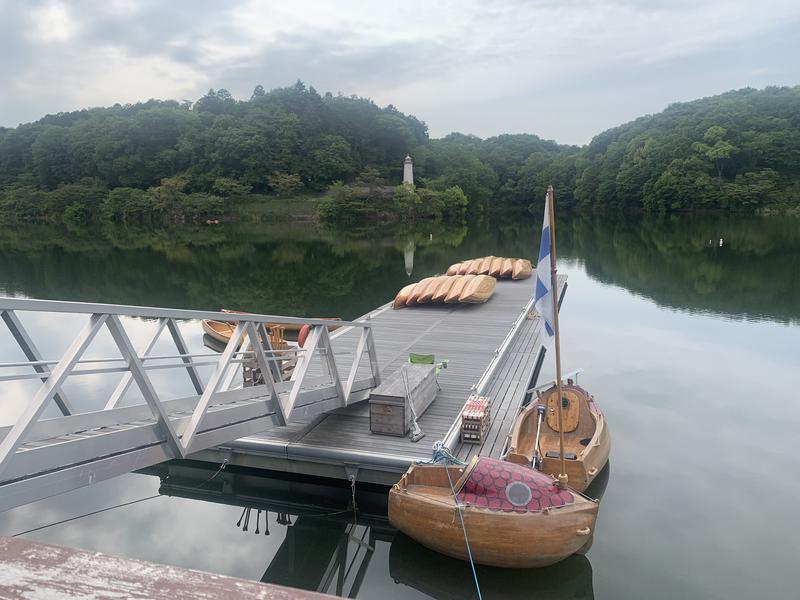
[[437, 445, 483, 600], [417, 440, 466, 466], [12, 459, 231, 538], [11, 494, 161, 537]]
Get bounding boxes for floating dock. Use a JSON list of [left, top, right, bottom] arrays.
[[194, 276, 566, 485], [0, 536, 334, 599]]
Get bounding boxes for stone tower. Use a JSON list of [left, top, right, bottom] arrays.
[[403, 155, 414, 185]]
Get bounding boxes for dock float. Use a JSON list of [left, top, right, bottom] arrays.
[[0, 535, 333, 599], [194, 275, 567, 485]]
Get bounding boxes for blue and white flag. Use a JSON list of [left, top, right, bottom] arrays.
[[534, 193, 555, 337]]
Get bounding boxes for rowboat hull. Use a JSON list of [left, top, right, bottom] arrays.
[[202, 319, 235, 344], [220, 309, 340, 333], [388, 459, 598, 568], [504, 384, 610, 493]]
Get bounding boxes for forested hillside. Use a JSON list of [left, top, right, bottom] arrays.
[[0, 83, 798, 223]]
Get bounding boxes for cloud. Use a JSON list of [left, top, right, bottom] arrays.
[[1, 0, 799, 143]]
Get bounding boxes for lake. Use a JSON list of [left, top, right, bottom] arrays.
[[0, 212, 798, 599]]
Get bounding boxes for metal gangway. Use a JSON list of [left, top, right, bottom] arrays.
[[0, 298, 380, 512]]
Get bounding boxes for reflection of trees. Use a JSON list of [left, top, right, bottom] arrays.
[[0, 221, 477, 320], [558, 214, 800, 324], [0, 215, 796, 323]]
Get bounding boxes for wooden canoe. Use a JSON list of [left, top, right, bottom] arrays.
[[388, 457, 598, 568], [406, 277, 436, 306], [445, 274, 475, 303], [500, 258, 514, 278], [512, 259, 533, 280], [459, 274, 496, 303], [431, 276, 461, 303], [477, 256, 494, 275], [446, 263, 462, 276], [488, 257, 504, 277], [394, 283, 417, 309], [418, 276, 447, 304], [504, 382, 610, 493]]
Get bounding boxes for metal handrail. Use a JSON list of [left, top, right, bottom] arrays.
[[0, 297, 367, 328], [0, 299, 382, 494]]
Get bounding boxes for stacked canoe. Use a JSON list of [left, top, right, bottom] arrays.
[[394, 274, 496, 309], [447, 256, 532, 280]]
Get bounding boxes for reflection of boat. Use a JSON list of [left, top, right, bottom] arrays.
[[504, 381, 610, 493], [388, 457, 598, 568], [202, 333, 227, 353], [389, 532, 594, 600]]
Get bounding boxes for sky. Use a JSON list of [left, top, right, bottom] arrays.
[[1, 0, 799, 145]]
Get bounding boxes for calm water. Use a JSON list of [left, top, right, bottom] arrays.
[[0, 213, 798, 599]]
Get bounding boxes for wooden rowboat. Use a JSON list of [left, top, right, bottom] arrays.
[[394, 283, 417, 309], [489, 256, 504, 277], [458, 274, 496, 303], [394, 273, 498, 308], [431, 275, 460, 303], [388, 456, 598, 568], [202, 319, 238, 344], [406, 277, 435, 305], [477, 256, 494, 275], [444, 274, 475, 303], [418, 276, 446, 303], [512, 259, 533, 280], [446, 257, 532, 280], [220, 309, 340, 333], [201, 319, 289, 351], [504, 382, 610, 493]]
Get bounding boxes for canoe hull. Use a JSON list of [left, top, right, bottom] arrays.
[[389, 485, 597, 568], [388, 460, 599, 569], [202, 319, 235, 344]]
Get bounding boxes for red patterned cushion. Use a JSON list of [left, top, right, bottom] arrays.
[[456, 458, 574, 513]]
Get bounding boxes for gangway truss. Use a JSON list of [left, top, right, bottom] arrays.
[[0, 298, 380, 511]]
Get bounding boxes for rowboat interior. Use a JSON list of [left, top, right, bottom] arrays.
[[504, 382, 610, 492]]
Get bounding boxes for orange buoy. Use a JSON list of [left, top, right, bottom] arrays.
[[298, 324, 311, 348]]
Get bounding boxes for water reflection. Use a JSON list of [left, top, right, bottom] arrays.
[[558, 214, 800, 324], [1, 214, 799, 599], [390, 534, 593, 600], [149, 461, 393, 597], [0, 214, 796, 324], [146, 461, 598, 599]]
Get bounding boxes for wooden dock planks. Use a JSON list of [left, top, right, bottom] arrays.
[[197, 275, 566, 484]]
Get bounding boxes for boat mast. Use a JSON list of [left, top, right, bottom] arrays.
[[547, 185, 568, 488]]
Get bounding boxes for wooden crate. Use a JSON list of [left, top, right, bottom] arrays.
[[369, 364, 438, 436], [460, 395, 491, 444]]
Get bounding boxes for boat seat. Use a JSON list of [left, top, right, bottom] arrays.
[[545, 451, 578, 460]]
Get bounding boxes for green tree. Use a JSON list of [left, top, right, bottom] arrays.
[[267, 172, 303, 196], [693, 126, 738, 189]]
